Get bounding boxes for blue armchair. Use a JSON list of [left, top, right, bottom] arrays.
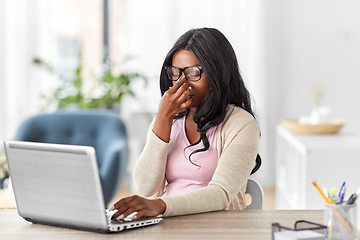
[[14, 110, 128, 207]]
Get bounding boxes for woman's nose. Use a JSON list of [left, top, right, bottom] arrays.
[[180, 72, 188, 82]]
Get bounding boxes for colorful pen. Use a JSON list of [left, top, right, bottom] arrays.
[[339, 186, 346, 204], [312, 181, 331, 204], [347, 193, 357, 205], [338, 182, 346, 203], [323, 187, 330, 199], [330, 188, 338, 204], [347, 187, 360, 205], [338, 182, 345, 196]]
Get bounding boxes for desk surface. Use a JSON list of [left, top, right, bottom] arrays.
[[0, 209, 329, 240]]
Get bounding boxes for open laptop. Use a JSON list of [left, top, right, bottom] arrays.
[[4, 140, 162, 233]]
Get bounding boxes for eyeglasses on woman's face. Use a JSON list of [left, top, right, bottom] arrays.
[[165, 65, 202, 82]]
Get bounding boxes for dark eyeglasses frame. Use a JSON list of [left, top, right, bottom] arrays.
[[165, 65, 203, 82]]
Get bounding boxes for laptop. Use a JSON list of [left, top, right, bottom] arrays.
[[4, 140, 162, 233]]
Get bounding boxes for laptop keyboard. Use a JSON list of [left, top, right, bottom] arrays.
[[105, 209, 163, 231], [105, 209, 124, 224]]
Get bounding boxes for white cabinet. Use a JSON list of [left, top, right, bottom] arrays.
[[275, 125, 360, 210]]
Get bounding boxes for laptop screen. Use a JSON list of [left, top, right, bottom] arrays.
[[4, 141, 108, 231]]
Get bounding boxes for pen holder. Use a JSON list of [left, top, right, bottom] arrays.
[[324, 203, 357, 240]]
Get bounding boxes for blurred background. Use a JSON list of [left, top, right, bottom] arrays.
[[1, 0, 360, 204]]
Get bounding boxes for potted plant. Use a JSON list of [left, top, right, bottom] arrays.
[[33, 52, 147, 111]]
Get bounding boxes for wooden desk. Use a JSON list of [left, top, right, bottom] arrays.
[[0, 209, 329, 239]]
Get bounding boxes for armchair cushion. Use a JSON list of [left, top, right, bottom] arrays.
[[14, 110, 128, 206]]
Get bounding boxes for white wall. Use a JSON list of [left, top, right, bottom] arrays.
[[269, 1, 360, 129], [260, 0, 360, 187], [0, 0, 57, 145]]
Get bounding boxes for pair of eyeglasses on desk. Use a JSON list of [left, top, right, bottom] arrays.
[[272, 220, 327, 240]]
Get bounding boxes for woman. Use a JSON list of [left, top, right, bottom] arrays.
[[110, 28, 261, 221]]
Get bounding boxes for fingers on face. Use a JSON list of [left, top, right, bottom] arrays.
[[168, 79, 184, 94], [167, 82, 192, 108], [177, 89, 190, 103], [180, 94, 192, 109], [168, 79, 191, 95]]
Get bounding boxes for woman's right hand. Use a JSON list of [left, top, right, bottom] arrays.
[[159, 79, 192, 119], [152, 79, 192, 142]]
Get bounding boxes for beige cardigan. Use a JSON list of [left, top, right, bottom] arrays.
[[133, 104, 260, 217]]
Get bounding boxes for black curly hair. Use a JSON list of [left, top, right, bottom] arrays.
[[159, 28, 261, 174]]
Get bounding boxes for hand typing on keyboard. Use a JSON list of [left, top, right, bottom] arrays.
[[123, 212, 138, 221], [108, 208, 138, 222], [108, 195, 166, 221]]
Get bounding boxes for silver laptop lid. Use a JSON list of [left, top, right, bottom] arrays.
[[4, 141, 108, 231]]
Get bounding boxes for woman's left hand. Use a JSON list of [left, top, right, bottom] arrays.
[[110, 195, 166, 221]]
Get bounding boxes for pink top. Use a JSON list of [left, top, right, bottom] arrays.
[[162, 117, 219, 197]]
